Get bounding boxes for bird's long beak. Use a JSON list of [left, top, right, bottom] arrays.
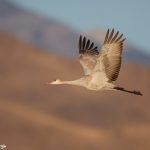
[[46, 79, 62, 85]]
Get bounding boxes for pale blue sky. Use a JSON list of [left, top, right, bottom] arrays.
[[11, 0, 150, 55]]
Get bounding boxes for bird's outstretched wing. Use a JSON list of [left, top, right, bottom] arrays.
[[79, 35, 99, 75], [97, 29, 126, 81]]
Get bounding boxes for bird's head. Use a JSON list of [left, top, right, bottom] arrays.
[[48, 79, 62, 85]]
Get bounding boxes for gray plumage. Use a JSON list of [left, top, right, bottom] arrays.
[[50, 28, 142, 96]]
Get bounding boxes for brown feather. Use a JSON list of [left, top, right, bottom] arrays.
[[98, 29, 125, 81]]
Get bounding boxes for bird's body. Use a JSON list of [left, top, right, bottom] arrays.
[[49, 29, 142, 96], [80, 73, 114, 91], [60, 74, 114, 90]]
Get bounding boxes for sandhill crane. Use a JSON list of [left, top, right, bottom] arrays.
[[49, 29, 142, 96]]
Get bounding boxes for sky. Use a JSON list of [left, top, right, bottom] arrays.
[[11, 0, 150, 55]]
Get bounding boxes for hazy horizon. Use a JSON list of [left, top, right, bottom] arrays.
[[11, 0, 150, 55]]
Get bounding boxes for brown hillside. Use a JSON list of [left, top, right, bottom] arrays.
[[0, 32, 150, 150]]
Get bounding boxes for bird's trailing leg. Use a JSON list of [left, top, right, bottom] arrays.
[[114, 86, 143, 96]]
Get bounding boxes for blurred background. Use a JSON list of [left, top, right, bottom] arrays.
[[0, 0, 150, 150]]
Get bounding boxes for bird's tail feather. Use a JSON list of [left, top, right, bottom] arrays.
[[114, 87, 143, 96]]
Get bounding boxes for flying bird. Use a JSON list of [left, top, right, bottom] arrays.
[[49, 29, 142, 96]]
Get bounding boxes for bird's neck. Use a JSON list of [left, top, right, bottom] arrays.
[[61, 78, 85, 87]]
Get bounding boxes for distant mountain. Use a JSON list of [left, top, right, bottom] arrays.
[[0, 0, 150, 65], [0, 0, 79, 56]]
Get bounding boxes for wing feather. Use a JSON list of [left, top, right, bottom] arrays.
[[86, 40, 90, 49], [79, 35, 99, 75], [104, 29, 110, 44], [97, 29, 125, 82], [107, 28, 114, 43]]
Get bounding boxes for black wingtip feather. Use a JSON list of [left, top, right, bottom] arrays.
[[86, 39, 90, 49], [110, 30, 119, 43], [104, 29, 110, 44], [79, 35, 82, 50], [78, 35, 99, 55], [104, 28, 126, 44], [82, 36, 86, 49], [120, 38, 126, 42], [107, 29, 114, 43], [115, 34, 123, 42], [88, 42, 94, 50]]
